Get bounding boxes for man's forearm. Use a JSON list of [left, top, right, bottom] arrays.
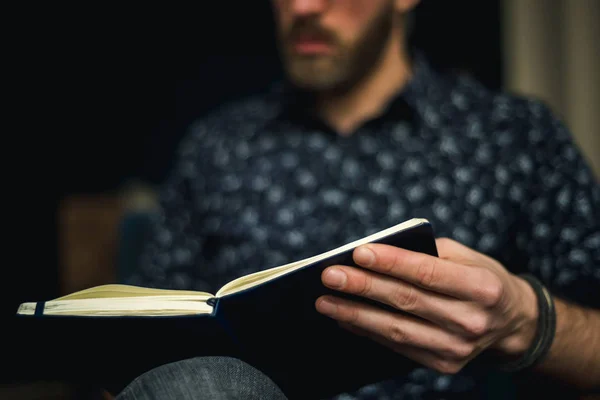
[[534, 297, 600, 391]]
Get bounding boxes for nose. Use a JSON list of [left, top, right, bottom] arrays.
[[290, 0, 327, 17]]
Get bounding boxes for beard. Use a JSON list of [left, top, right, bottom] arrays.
[[277, 4, 395, 93]]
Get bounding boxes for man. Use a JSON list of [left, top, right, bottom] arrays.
[[119, 0, 600, 398]]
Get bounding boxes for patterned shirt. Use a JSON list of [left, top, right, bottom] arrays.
[[125, 54, 599, 399]]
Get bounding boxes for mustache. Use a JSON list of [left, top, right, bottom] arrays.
[[285, 19, 338, 44]]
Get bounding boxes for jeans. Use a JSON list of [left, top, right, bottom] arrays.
[[115, 356, 288, 400]]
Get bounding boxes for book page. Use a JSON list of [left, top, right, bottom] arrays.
[[56, 284, 214, 301], [17, 294, 214, 317], [215, 259, 310, 297], [16, 284, 216, 317]]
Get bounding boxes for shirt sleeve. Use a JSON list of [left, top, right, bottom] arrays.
[[515, 100, 600, 308]]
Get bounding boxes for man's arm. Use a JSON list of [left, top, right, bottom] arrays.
[[315, 99, 600, 393], [511, 99, 600, 389], [535, 297, 600, 390]]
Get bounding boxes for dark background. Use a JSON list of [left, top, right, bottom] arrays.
[[7, 0, 502, 333]]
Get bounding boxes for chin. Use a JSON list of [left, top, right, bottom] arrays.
[[289, 74, 356, 94], [285, 61, 347, 92], [289, 77, 336, 91]]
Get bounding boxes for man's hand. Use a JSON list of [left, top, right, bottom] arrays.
[[315, 238, 600, 391], [315, 238, 540, 375]]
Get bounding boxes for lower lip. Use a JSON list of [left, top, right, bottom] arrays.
[[293, 40, 332, 55]]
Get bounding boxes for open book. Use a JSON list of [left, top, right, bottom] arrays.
[[14, 218, 438, 399], [17, 218, 433, 318]]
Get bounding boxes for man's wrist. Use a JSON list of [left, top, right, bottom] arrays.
[[495, 275, 540, 357], [494, 274, 558, 373]]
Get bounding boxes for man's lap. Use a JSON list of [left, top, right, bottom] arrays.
[[115, 356, 288, 400]]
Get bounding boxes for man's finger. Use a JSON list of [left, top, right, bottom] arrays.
[[352, 244, 503, 304], [315, 295, 474, 360], [338, 322, 471, 375], [321, 266, 490, 337]]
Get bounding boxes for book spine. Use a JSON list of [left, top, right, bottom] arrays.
[[211, 298, 245, 355]]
